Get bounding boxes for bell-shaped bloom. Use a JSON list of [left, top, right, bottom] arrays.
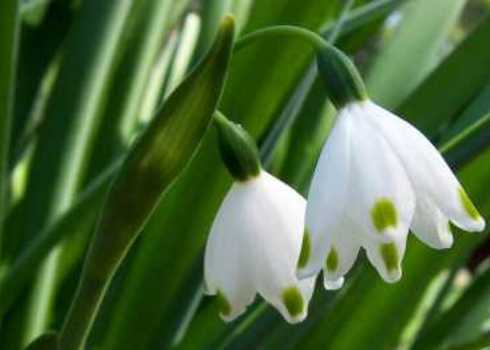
[[298, 100, 485, 289], [204, 170, 316, 323]]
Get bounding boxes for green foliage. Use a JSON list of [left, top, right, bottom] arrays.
[[1, 0, 490, 349]]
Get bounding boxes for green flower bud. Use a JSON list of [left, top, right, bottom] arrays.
[[214, 111, 261, 182], [316, 45, 368, 109]]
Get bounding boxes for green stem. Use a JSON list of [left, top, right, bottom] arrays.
[[234, 25, 367, 108], [235, 25, 327, 53]]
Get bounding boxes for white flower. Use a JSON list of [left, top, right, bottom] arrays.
[[298, 100, 485, 289], [204, 170, 315, 323]]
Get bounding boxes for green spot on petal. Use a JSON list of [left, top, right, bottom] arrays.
[[380, 243, 398, 272], [371, 198, 398, 232], [325, 247, 339, 272], [297, 229, 311, 269], [216, 290, 231, 316], [282, 287, 304, 318], [459, 187, 481, 220]]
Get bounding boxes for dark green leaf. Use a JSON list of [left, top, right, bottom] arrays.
[[0, 0, 21, 261], [399, 17, 490, 136], [58, 17, 235, 349], [368, 0, 465, 108], [11, 0, 134, 344]]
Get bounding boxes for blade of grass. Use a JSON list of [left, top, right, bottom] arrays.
[[367, 0, 466, 109], [413, 265, 490, 350], [192, 0, 231, 63], [15, 0, 134, 344], [59, 18, 235, 349], [0, 161, 120, 318], [0, 0, 20, 263], [441, 112, 490, 167], [399, 17, 490, 136], [84, 0, 183, 183], [10, 1, 72, 159], [163, 13, 202, 97], [107, 0, 174, 145], [446, 82, 490, 137]]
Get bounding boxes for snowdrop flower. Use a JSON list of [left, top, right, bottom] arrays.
[[297, 46, 485, 289], [204, 112, 316, 323]]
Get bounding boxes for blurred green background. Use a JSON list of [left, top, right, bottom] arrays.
[[1, 0, 490, 349]]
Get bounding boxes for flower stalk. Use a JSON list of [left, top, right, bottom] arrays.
[[235, 25, 367, 108]]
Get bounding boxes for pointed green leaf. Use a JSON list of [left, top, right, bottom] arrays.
[[58, 17, 235, 350], [14, 0, 135, 343], [367, 0, 465, 108], [86, 0, 190, 180], [399, 17, 490, 135]]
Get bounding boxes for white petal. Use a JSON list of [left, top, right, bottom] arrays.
[[411, 196, 454, 249], [322, 217, 361, 290], [324, 276, 345, 290], [362, 232, 407, 283], [204, 184, 257, 321], [206, 171, 314, 323], [365, 100, 485, 232], [345, 103, 415, 242], [247, 172, 313, 323], [302, 111, 352, 278]]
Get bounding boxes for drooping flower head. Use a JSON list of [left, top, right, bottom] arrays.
[[204, 112, 315, 323], [297, 46, 485, 289]]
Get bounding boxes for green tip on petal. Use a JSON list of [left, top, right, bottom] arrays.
[[380, 243, 399, 273], [297, 229, 311, 269], [325, 247, 339, 272], [371, 198, 398, 233], [459, 187, 481, 221], [216, 290, 231, 317], [282, 287, 304, 318]]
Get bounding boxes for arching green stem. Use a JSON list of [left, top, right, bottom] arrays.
[[235, 25, 368, 108], [235, 25, 328, 52]]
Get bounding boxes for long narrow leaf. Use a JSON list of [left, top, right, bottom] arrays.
[[367, 0, 465, 108], [15, 0, 134, 344], [0, 0, 21, 263], [399, 17, 490, 135], [59, 17, 235, 349]]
